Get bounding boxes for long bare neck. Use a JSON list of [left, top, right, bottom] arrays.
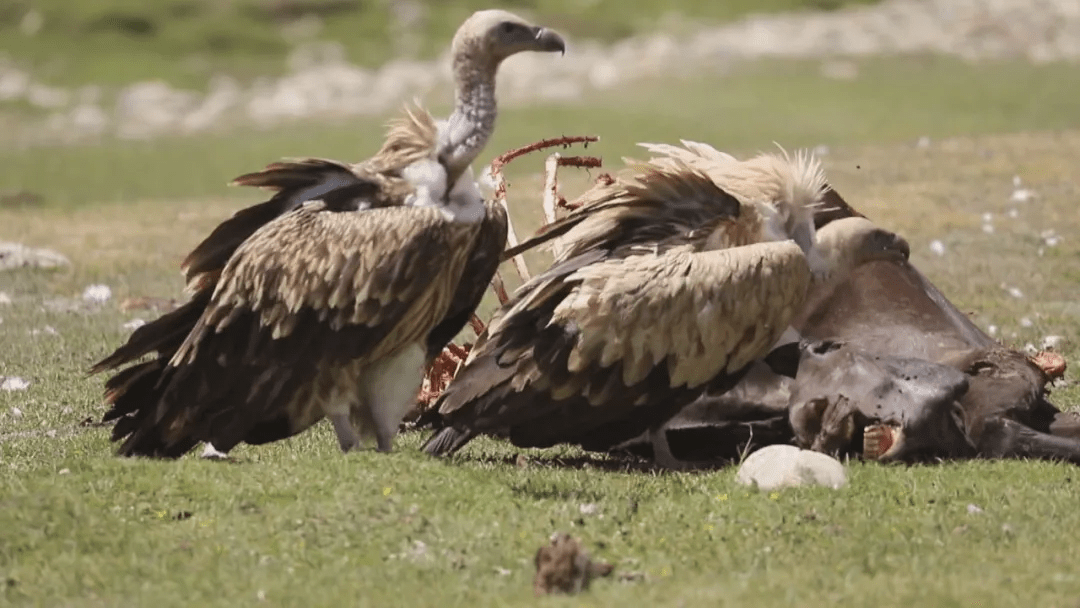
[[441, 52, 499, 184]]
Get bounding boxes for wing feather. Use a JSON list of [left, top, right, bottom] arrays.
[[424, 199, 509, 361], [117, 204, 478, 454], [428, 239, 813, 453]]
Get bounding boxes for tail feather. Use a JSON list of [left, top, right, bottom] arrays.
[[422, 426, 476, 457], [90, 291, 211, 376]]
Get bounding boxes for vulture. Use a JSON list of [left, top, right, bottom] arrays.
[[422, 143, 911, 466], [89, 10, 567, 458]]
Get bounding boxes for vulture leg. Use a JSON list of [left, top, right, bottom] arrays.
[[648, 428, 693, 471], [200, 443, 232, 460], [978, 417, 1080, 464], [329, 412, 362, 453], [363, 343, 427, 453]]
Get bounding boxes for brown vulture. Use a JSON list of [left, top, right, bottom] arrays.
[[89, 10, 566, 458], [421, 143, 910, 467]]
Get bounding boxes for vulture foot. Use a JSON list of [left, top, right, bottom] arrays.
[[648, 428, 694, 471], [199, 443, 233, 461], [329, 413, 362, 453]]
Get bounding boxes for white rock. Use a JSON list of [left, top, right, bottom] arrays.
[[0, 292, 11, 304], [1042, 335, 1064, 349], [967, 503, 984, 515], [1011, 188, 1036, 203], [1, 377, 30, 391], [0, 242, 70, 271], [929, 240, 946, 256], [982, 223, 994, 234], [916, 135, 931, 148], [1007, 287, 1024, 299], [0, 65, 30, 101], [579, 503, 599, 515], [123, 318, 146, 330], [736, 444, 847, 491], [9, 406, 23, 417], [1020, 317, 1033, 328], [82, 284, 112, 303], [1008, 208, 1020, 219], [987, 324, 998, 336]]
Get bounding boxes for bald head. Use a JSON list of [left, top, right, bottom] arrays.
[[452, 9, 566, 66], [813, 217, 910, 281]]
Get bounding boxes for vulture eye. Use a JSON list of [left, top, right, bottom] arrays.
[[498, 21, 519, 35]]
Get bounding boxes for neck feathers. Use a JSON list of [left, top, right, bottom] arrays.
[[441, 49, 499, 183]]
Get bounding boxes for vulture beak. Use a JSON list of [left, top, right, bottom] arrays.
[[889, 233, 911, 262], [533, 27, 566, 55], [874, 231, 911, 263]]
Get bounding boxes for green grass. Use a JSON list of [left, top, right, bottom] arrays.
[[2, 54, 1080, 606], [0, 0, 878, 90]]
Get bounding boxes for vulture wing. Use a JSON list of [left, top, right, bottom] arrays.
[[105, 202, 479, 457], [424, 199, 508, 362], [425, 239, 813, 455], [502, 162, 742, 261]]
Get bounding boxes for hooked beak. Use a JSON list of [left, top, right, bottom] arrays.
[[880, 232, 911, 263], [533, 27, 566, 55]]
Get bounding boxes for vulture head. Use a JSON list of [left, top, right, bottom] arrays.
[[810, 216, 909, 282], [453, 10, 567, 66]]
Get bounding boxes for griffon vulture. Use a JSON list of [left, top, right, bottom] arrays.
[[89, 10, 566, 458], [422, 146, 911, 466]]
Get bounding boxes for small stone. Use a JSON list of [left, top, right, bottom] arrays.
[[735, 444, 847, 491], [58, 468, 70, 475], [0, 242, 70, 271], [987, 325, 998, 336], [82, 284, 112, 303], [0, 292, 11, 305], [123, 318, 146, 330], [579, 503, 599, 516], [1042, 335, 1064, 350], [929, 240, 946, 256], [45, 429, 57, 438], [916, 136, 931, 148], [1, 377, 29, 392], [1020, 317, 1033, 328], [1010, 188, 1036, 203], [967, 503, 984, 515]]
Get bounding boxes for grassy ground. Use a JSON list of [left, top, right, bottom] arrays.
[[2, 56, 1080, 606], [0, 0, 877, 90]]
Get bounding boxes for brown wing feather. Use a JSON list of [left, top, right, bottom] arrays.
[[181, 101, 440, 290], [426, 240, 812, 454], [502, 161, 742, 261], [109, 204, 478, 457], [424, 199, 508, 362]]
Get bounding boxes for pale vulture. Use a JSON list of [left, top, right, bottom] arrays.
[[422, 143, 910, 466], [89, 10, 566, 458]]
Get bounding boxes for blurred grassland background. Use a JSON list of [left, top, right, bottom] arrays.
[[2, 0, 1080, 606]]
